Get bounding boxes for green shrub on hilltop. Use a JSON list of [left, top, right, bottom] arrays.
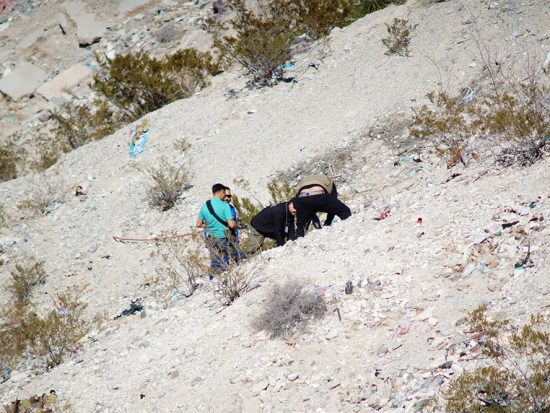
[[92, 49, 221, 122]]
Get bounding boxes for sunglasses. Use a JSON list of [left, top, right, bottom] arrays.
[[224, 194, 232, 199]]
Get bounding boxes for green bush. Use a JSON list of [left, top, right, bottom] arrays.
[[207, 0, 297, 88], [283, 0, 391, 41], [92, 49, 221, 122], [207, 0, 400, 87], [437, 306, 550, 412]]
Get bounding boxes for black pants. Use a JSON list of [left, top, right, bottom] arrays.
[[293, 193, 351, 238]]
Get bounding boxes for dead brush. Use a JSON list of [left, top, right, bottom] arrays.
[[6, 259, 47, 304], [253, 280, 326, 338], [144, 157, 190, 211], [382, 17, 415, 57], [0, 280, 88, 369], [151, 233, 210, 306], [17, 174, 65, 216], [432, 306, 550, 412], [216, 266, 255, 304], [0, 144, 18, 183]]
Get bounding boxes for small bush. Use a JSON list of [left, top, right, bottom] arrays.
[[267, 179, 296, 204], [1, 280, 88, 368], [145, 157, 189, 211], [6, 259, 47, 304], [0, 203, 5, 227], [152, 234, 210, 305], [216, 266, 255, 303], [92, 49, 220, 122], [382, 17, 414, 56], [253, 280, 326, 338], [283, 0, 390, 41], [0, 145, 18, 183], [437, 306, 550, 412], [17, 175, 64, 216], [173, 137, 191, 153], [207, 0, 297, 88], [51, 100, 119, 150], [411, 85, 549, 166]]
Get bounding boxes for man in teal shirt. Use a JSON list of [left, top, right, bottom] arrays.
[[197, 183, 239, 273]]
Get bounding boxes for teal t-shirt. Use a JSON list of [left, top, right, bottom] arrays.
[[198, 198, 233, 239]]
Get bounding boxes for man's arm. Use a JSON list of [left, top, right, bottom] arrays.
[[272, 206, 287, 246], [323, 198, 351, 226], [227, 219, 237, 230], [197, 219, 206, 228]]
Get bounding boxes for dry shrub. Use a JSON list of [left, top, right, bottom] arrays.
[[92, 49, 220, 122], [144, 157, 189, 211], [436, 306, 550, 412], [0, 203, 5, 227], [382, 17, 414, 56], [51, 100, 119, 151], [0, 144, 18, 183], [173, 137, 191, 153], [151, 234, 210, 306], [253, 280, 326, 338], [0, 270, 88, 369], [17, 175, 65, 216], [411, 83, 549, 166], [207, 0, 297, 88], [216, 266, 254, 303], [5, 259, 47, 304]]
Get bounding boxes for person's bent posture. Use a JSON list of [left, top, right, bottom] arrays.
[[293, 175, 351, 238], [241, 201, 297, 255], [197, 183, 239, 274]]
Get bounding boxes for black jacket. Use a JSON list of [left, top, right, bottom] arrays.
[[293, 191, 351, 238], [251, 202, 295, 246]]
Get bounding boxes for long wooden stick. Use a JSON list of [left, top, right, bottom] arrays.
[[113, 231, 197, 243]]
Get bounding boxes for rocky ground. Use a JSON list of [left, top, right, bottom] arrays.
[[0, 0, 549, 411]]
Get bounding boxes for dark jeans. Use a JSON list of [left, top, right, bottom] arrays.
[[206, 237, 244, 273]]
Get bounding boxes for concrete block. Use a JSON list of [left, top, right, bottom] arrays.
[[65, 1, 106, 46], [37, 63, 93, 101], [119, 0, 152, 14], [0, 62, 48, 101]]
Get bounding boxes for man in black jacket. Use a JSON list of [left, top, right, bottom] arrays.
[[241, 201, 296, 254], [293, 175, 351, 238]]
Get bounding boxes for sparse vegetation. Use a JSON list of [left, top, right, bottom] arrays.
[[173, 137, 191, 153], [216, 266, 255, 303], [253, 280, 326, 338], [0, 203, 5, 226], [411, 84, 550, 166], [382, 17, 414, 56], [151, 234, 209, 305], [51, 100, 119, 151], [207, 0, 297, 88], [0, 145, 18, 183], [5, 259, 47, 304], [17, 175, 64, 216], [0, 258, 88, 369], [436, 306, 550, 412], [207, 0, 401, 87], [145, 157, 189, 211]]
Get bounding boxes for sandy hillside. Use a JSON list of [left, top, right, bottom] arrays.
[[0, 0, 549, 411]]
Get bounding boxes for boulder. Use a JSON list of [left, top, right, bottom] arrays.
[[65, 1, 106, 46], [37, 63, 93, 101], [0, 62, 48, 101], [118, 0, 152, 14]]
